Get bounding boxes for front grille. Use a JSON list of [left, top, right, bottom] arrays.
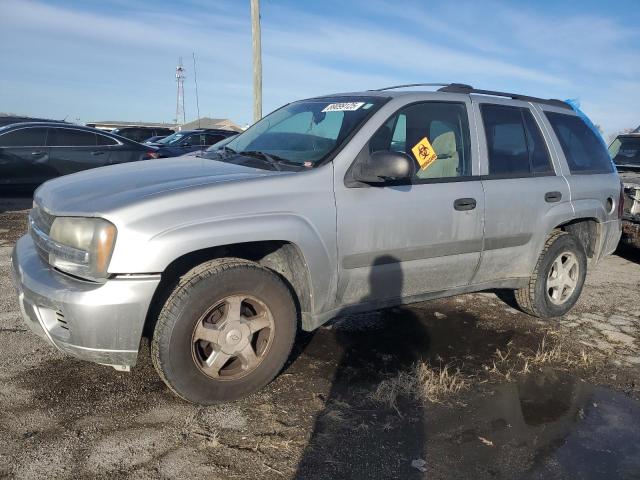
[[55, 310, 69, 331], [31, 205, 55, 235], [29, 205, 55, 263]]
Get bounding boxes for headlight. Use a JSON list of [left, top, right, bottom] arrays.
[[48, 217, 117, 281]]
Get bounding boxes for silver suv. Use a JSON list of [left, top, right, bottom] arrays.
[[12, 84, 622, 404]]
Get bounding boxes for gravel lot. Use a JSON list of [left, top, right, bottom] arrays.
[[1, 197, 639, 479]]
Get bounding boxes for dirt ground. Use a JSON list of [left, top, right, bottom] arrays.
[[1, 196, 639, 480]]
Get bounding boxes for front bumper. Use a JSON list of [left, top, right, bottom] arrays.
[[11, 235, 160, 368]]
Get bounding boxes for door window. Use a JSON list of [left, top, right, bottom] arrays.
[[545, 112, 613, 174], [368, 102, 472, 180], [204, 134, 224, 146], [481, 104, 553, 177], [97, 134, 118, 146], [0, 127, 48, 147], [47, 128, 97, 147]]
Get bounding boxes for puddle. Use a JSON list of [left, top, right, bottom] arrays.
[[293, 305, 640, 479]]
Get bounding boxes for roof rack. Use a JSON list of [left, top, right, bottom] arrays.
[[373, 83, 471, 91], [372, 83, 570, 110], [437, 84, 570, 110]]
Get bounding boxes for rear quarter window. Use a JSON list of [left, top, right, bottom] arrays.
[[545, 112, 613, 174]]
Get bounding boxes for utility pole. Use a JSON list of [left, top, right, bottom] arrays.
[[251, 0, 262, 122], [175, 57, 186, 129]]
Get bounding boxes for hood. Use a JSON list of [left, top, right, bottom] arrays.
[[34, 157, 286, 215]]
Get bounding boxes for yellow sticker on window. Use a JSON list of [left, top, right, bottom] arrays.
[[411, 137, 438, 170]]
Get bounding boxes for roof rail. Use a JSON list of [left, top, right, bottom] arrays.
[[437, 84, 570, 110], [372, 83, 472, 91]]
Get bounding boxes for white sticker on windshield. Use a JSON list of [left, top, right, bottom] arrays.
[[322, 102, 365, 112]]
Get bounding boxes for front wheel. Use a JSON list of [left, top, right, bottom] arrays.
[[151, 258, 297, 404], [515, 230, 587, 318]]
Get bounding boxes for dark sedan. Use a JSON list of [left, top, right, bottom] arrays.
[[148, 129, 237, 158], [0, 122, 158, 190], [111, 126, 175, 143]]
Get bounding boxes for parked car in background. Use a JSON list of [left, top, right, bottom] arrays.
[[180, 134, 238, 157], [0, 122, 158, 190], [144, 135, 169, 144], [609, 133, 640, 248], [12, 84, 622, 404], [111, 126, 175, 143], [148, 129, 237, 158]]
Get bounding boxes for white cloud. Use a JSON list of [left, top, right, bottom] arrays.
[[0, 0, 637, 134]]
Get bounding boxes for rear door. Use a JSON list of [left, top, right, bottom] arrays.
[[47, 127, 111, 176], [0, 126, 51, 187], [472, 99, 571, 283]]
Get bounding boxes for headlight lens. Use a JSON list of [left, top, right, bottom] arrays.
[[48, 217, 117, 281]]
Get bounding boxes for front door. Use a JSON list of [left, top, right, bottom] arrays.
[[335, 100, 484, 307]]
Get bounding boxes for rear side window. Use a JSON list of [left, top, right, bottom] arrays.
[[97, 134, 118, 146], [47, 128, 97, 147], [545, 112, 613, 174], [481, 104, 553, 177], [0, 127, 48, 147]]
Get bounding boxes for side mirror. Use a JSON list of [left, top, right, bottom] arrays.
[[181, 142, 191, 148], [352, 151, 416, 184]]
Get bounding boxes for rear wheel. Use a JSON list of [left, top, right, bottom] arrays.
[[151, 258, 297, 404], [515, 230, 587, 318]]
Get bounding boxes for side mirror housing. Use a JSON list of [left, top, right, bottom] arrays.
[[352, 151, 416, 184]]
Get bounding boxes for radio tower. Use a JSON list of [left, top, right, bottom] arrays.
[[175, 57, 186, 128]]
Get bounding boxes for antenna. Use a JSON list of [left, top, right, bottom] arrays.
[[175, 57, 186, 129], [192, 52, 201, 129]]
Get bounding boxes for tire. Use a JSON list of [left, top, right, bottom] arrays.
[[151, 258, 297, 404], [515, 230, 587, 318]]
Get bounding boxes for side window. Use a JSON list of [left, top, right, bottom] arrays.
[[97, 134, 118, 146], [522, 110, 553, 174], [205, 134, 223, 146], [481, 104, 530, 176], [368, 102, 472, 179], [545, 112, 613, 174], [0, 127, 48, 147], [47, 128, 97, 147]]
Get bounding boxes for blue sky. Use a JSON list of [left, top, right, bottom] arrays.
[[0, 0, 638, 134]]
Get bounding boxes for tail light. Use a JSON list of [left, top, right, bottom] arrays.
[[144, 151, 159, 160], [618, 180, 624, 219]]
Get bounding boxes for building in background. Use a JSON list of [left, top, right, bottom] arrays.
[[87, 118, 242, 132]]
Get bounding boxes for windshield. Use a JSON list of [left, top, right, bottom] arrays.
[[156, 132, 186, 145], [610, 137, 640, 167], [221, 97, 385, 168]]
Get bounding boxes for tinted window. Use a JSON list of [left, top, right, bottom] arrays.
[[523, 110, 553, 174], [545, 112, 613, 174], [47, 128, 97, 147], [0, 127, 48, 147], [97, 134, 118, 146], [369, 101, 472, 179], [482, 105, 529, 176], [204, 134, 224, 146]]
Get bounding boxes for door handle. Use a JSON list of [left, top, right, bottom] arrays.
[[91, 151, 105, 156], [545, 191, 562, 203], [31, 151, 45, 155], [454, 198, 477, 211]]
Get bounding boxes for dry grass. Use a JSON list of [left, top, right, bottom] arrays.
[[371, 362, 469, 407], [489, 336, 594, 379]]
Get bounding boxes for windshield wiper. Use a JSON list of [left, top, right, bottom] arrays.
[[237, 150, 287, 171]]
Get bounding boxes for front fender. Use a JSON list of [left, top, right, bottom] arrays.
[[108, 212, 336, 314]]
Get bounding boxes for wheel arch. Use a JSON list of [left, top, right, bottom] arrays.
[[142, 240, 315, 338]]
